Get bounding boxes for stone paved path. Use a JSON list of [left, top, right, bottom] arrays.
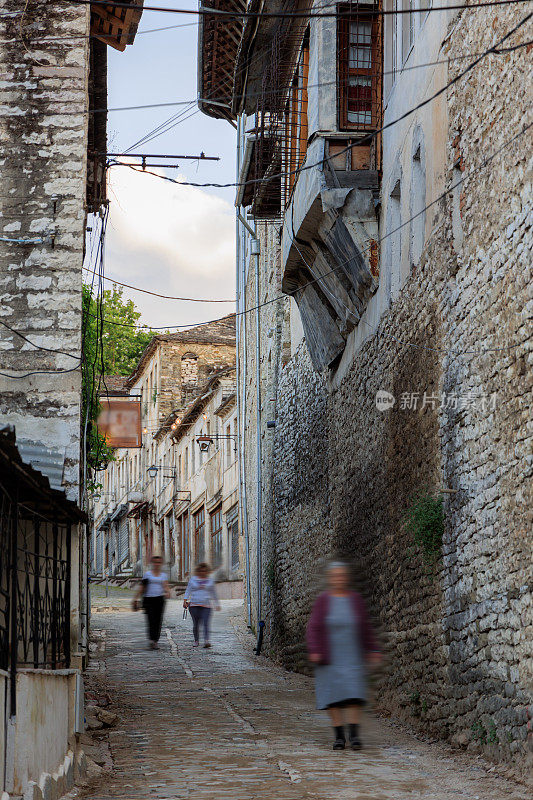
[[80, 599, 526, 800]]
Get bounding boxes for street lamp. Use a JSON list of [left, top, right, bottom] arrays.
[[195, 434, 237, 453], [146, 465, 176, 481]]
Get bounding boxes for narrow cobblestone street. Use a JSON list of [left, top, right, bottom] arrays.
[[80, 596, 525, 800]]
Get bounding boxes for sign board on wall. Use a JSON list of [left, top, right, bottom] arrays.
[[97, 398, 142, 448]]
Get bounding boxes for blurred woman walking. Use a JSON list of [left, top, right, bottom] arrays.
[[133, 553, 170, 650], [306, 561, 380, 751], [183, 562, 220, 648]]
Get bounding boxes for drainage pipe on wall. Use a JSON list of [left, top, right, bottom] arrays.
[[251, 234, 263, 634], [237, 211, 263, 635], [235, 121, 252, 627]]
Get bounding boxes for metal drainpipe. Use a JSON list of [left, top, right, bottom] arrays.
[[236, 120, 252, 626], [236, 211, 260, 632], [251, 234, 263, 633]]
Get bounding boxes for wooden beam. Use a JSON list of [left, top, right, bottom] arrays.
[[294, 278, 345, 371]]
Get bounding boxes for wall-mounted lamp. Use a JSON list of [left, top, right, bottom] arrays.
[[146, 464, 176, 481], [196, 434, 237, 454], [196, 435, 212, 453]]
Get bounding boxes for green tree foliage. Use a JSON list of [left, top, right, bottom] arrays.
[[83, 284, 155, 376], [82, 284, 157, 475]]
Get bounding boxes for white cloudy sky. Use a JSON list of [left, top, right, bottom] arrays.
[[105, 167, 236, 328], [102, 0, 237, 329]]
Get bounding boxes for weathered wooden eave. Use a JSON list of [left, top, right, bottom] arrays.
[[232, 0, 313, 117], [90, 0, 145, 52], [198, 0, 247, 121]]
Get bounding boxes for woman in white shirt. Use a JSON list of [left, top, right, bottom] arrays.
[[133, 554, 170, 650], [183, 562, 220, 648]]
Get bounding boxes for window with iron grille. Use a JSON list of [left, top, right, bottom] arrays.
[[211, 506, 223, 568], [193, 507, 205, 564], [338, 3, 382, 131]]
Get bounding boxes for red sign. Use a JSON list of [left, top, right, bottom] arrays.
[[98, 398, 141, 448]]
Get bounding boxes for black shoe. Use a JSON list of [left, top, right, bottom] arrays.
[[349, 735, 362, 751], [333, 737, 346, 750]]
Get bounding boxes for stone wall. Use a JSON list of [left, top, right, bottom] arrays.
[[240, 221, 292, 631], [0, 0, 91, 500], [158, 339, 237, 418], [261, 3, 532, 770]]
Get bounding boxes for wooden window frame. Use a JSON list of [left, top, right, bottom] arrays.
[[193, 507, 205, 564], [179, 512, 190, 578], [338, 3, 382, 132], [210, 505, 223, 568]]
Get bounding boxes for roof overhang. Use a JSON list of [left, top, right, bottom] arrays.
[[0, 426, 86, 524], [198, 0, 247, 121], [127, 501, 152, 519], [232, 0, 312, 117], [110, 503, 129, 522], [91, 1, 145, 52]]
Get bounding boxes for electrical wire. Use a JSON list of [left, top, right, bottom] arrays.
[[34, 38, 530, 117], [81, 266, 235, 302], [108, 20, 531, 192], [85, 119, 532, 358], [0, 361, 83, 379], [19, 20, 199, 44], [123, 106, 200, 154], [115, 6, 530, 159], [19, 0, 48, 67], [0, 234, 49, 243], [60, 0, 533, 20], [0, 319, 80, 359]]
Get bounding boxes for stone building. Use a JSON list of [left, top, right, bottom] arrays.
[[91, 316, 242, 593], [198, 0, 532, 771], [166, 366, 242, 590], [0, 1, 143, 797]]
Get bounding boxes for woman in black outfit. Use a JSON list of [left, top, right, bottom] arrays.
[[133, 554, 170, 649]]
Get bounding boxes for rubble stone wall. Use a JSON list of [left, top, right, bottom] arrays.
[[158, 341, 236, 420], [0, 1, 91, 499], [264, 4, 532, 768]]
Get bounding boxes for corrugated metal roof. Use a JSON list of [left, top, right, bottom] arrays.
[[0, 426, 85, 523], [17, 440, 66, 492]]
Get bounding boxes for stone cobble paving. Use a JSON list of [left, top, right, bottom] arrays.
[[80, 599, 526, 800]]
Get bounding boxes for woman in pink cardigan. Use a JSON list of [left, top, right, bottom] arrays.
[[306, 562, 380, 750]]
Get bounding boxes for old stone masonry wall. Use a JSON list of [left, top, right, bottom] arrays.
[[0, 1, 90, 499], [267, 4, 532, 770]]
